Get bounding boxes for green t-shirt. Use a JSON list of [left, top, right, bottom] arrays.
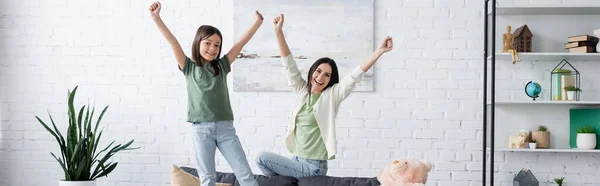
[[291, 93, 330, 160], [180, 55, 233, 123]]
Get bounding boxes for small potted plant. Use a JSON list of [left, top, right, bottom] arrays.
[[576, 124, 597, 149], [554, 177, 564, 186], [564, 86, 581, 101], [532, 125, 550, 149], [528, 139, 537, 149]]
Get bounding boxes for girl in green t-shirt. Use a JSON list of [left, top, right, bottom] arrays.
[[149, 2, 263, 186]]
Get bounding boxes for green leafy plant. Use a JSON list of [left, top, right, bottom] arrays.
[[577, 124, 595, 134], [529, 139, 536, 143], [36, 86, 138, 181], [564, 86, 582, 92], [538, 125, 548, 132], [554, 177, 565, 186]]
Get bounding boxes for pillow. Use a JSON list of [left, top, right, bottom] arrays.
[[171, 165, 232, 186], [171, 164, 200, 186]]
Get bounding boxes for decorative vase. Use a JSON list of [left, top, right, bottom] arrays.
[[59, 180, 96, 186], [529, 142, 537, 149], [576, 133, 597, 149], [567, 91, 576, 101], [532, 131, 550, 148]]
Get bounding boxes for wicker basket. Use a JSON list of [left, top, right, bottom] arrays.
[[532, 131, 550, 148]]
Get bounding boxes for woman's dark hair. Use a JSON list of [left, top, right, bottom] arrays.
[[191, 25, 223, 76], [307, 57, 339, 94]]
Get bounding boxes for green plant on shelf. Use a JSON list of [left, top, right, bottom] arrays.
[[564, 86, 582, 92], [576, 124, 595, 134], [538, 125, 548, 132], [553, 177, 564, 186]]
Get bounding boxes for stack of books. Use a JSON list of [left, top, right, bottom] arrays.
[[565, 35, 599, 53]]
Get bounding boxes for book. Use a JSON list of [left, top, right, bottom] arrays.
[[567, 35, 599, 43], [565, 41, 598, 49], [568, 46, 596, 53], [552, 69, 571, 100]]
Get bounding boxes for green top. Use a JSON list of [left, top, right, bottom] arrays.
[[180, 55, 233, 123], [291, 93, 330, 160]]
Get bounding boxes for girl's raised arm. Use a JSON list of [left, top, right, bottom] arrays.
[[149, 1, 186, 70], [226, 11, 264, 64]]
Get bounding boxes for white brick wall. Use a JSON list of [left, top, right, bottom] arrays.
[[1, 0, 600, 186]]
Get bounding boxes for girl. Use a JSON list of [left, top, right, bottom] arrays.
[[255, 14, 394, 179], [149, 2, 262, 186]]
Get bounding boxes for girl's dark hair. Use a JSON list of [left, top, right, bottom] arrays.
[[191, 25, 223, 76], [307, 57, 339, 94]]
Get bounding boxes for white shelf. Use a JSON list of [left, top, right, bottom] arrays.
[[487, 52, 600, 61], [487, 100, 600, 105], [488, 6, 600, 15], [488, 148, 600, 153]]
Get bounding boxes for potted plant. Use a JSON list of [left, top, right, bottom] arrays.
[[564, 86, 581, 101], [554, 177, 564, 186], [576, 124, 597, 149], [531, 125, 550, 149], [528, 139, 537, 149], [36, 86, 138, 186]]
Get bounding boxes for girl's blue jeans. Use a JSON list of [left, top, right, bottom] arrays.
[[192, 120, 258, 186]]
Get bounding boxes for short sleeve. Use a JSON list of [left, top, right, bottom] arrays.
[[179, 56, 193, 76], [220, 55, 231, 74]]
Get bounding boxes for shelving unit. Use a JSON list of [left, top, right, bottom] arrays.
[[483, 1, 600, 185]]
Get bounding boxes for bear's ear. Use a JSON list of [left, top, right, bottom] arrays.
[[422, 160, 432, 171]]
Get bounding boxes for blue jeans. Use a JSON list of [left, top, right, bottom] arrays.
[[192, 120, 258, 186], [255, 151, 328, 179]]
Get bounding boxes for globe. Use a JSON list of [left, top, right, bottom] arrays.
[[525, 81, 542, 101]]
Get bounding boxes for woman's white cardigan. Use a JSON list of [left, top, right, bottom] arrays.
[[282, 54, 366, 160]]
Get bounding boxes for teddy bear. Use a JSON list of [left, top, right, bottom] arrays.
[[508, 131, 528, 149], [377, 158, 432, 186]]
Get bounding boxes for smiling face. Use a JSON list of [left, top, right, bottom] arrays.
[[311, 63, 332, 93], [307, 57, 339, 94], [192, 25, 223, 64], [199, 34, 221, 61]]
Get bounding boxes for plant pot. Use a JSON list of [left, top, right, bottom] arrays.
[[529, 143, 537, 149], [59, 180, 96, 186], [576, 133, 597, 149], [532, 131, 550, 148], [567, 91, 576, 101]]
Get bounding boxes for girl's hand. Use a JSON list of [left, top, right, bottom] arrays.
[[273, 14, 284, 33], [149, 1, 161, 18], [255, 11, 264, 24], [378, 36, 393, 53]]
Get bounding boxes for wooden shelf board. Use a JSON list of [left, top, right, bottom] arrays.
[[488, 148, 600, 153], [487, 52, 600, 61], [487, 100, 600, 105], [488, 6, 600, 15]]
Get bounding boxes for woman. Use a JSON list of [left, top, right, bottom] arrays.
[[255, 13, 394, 178]]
